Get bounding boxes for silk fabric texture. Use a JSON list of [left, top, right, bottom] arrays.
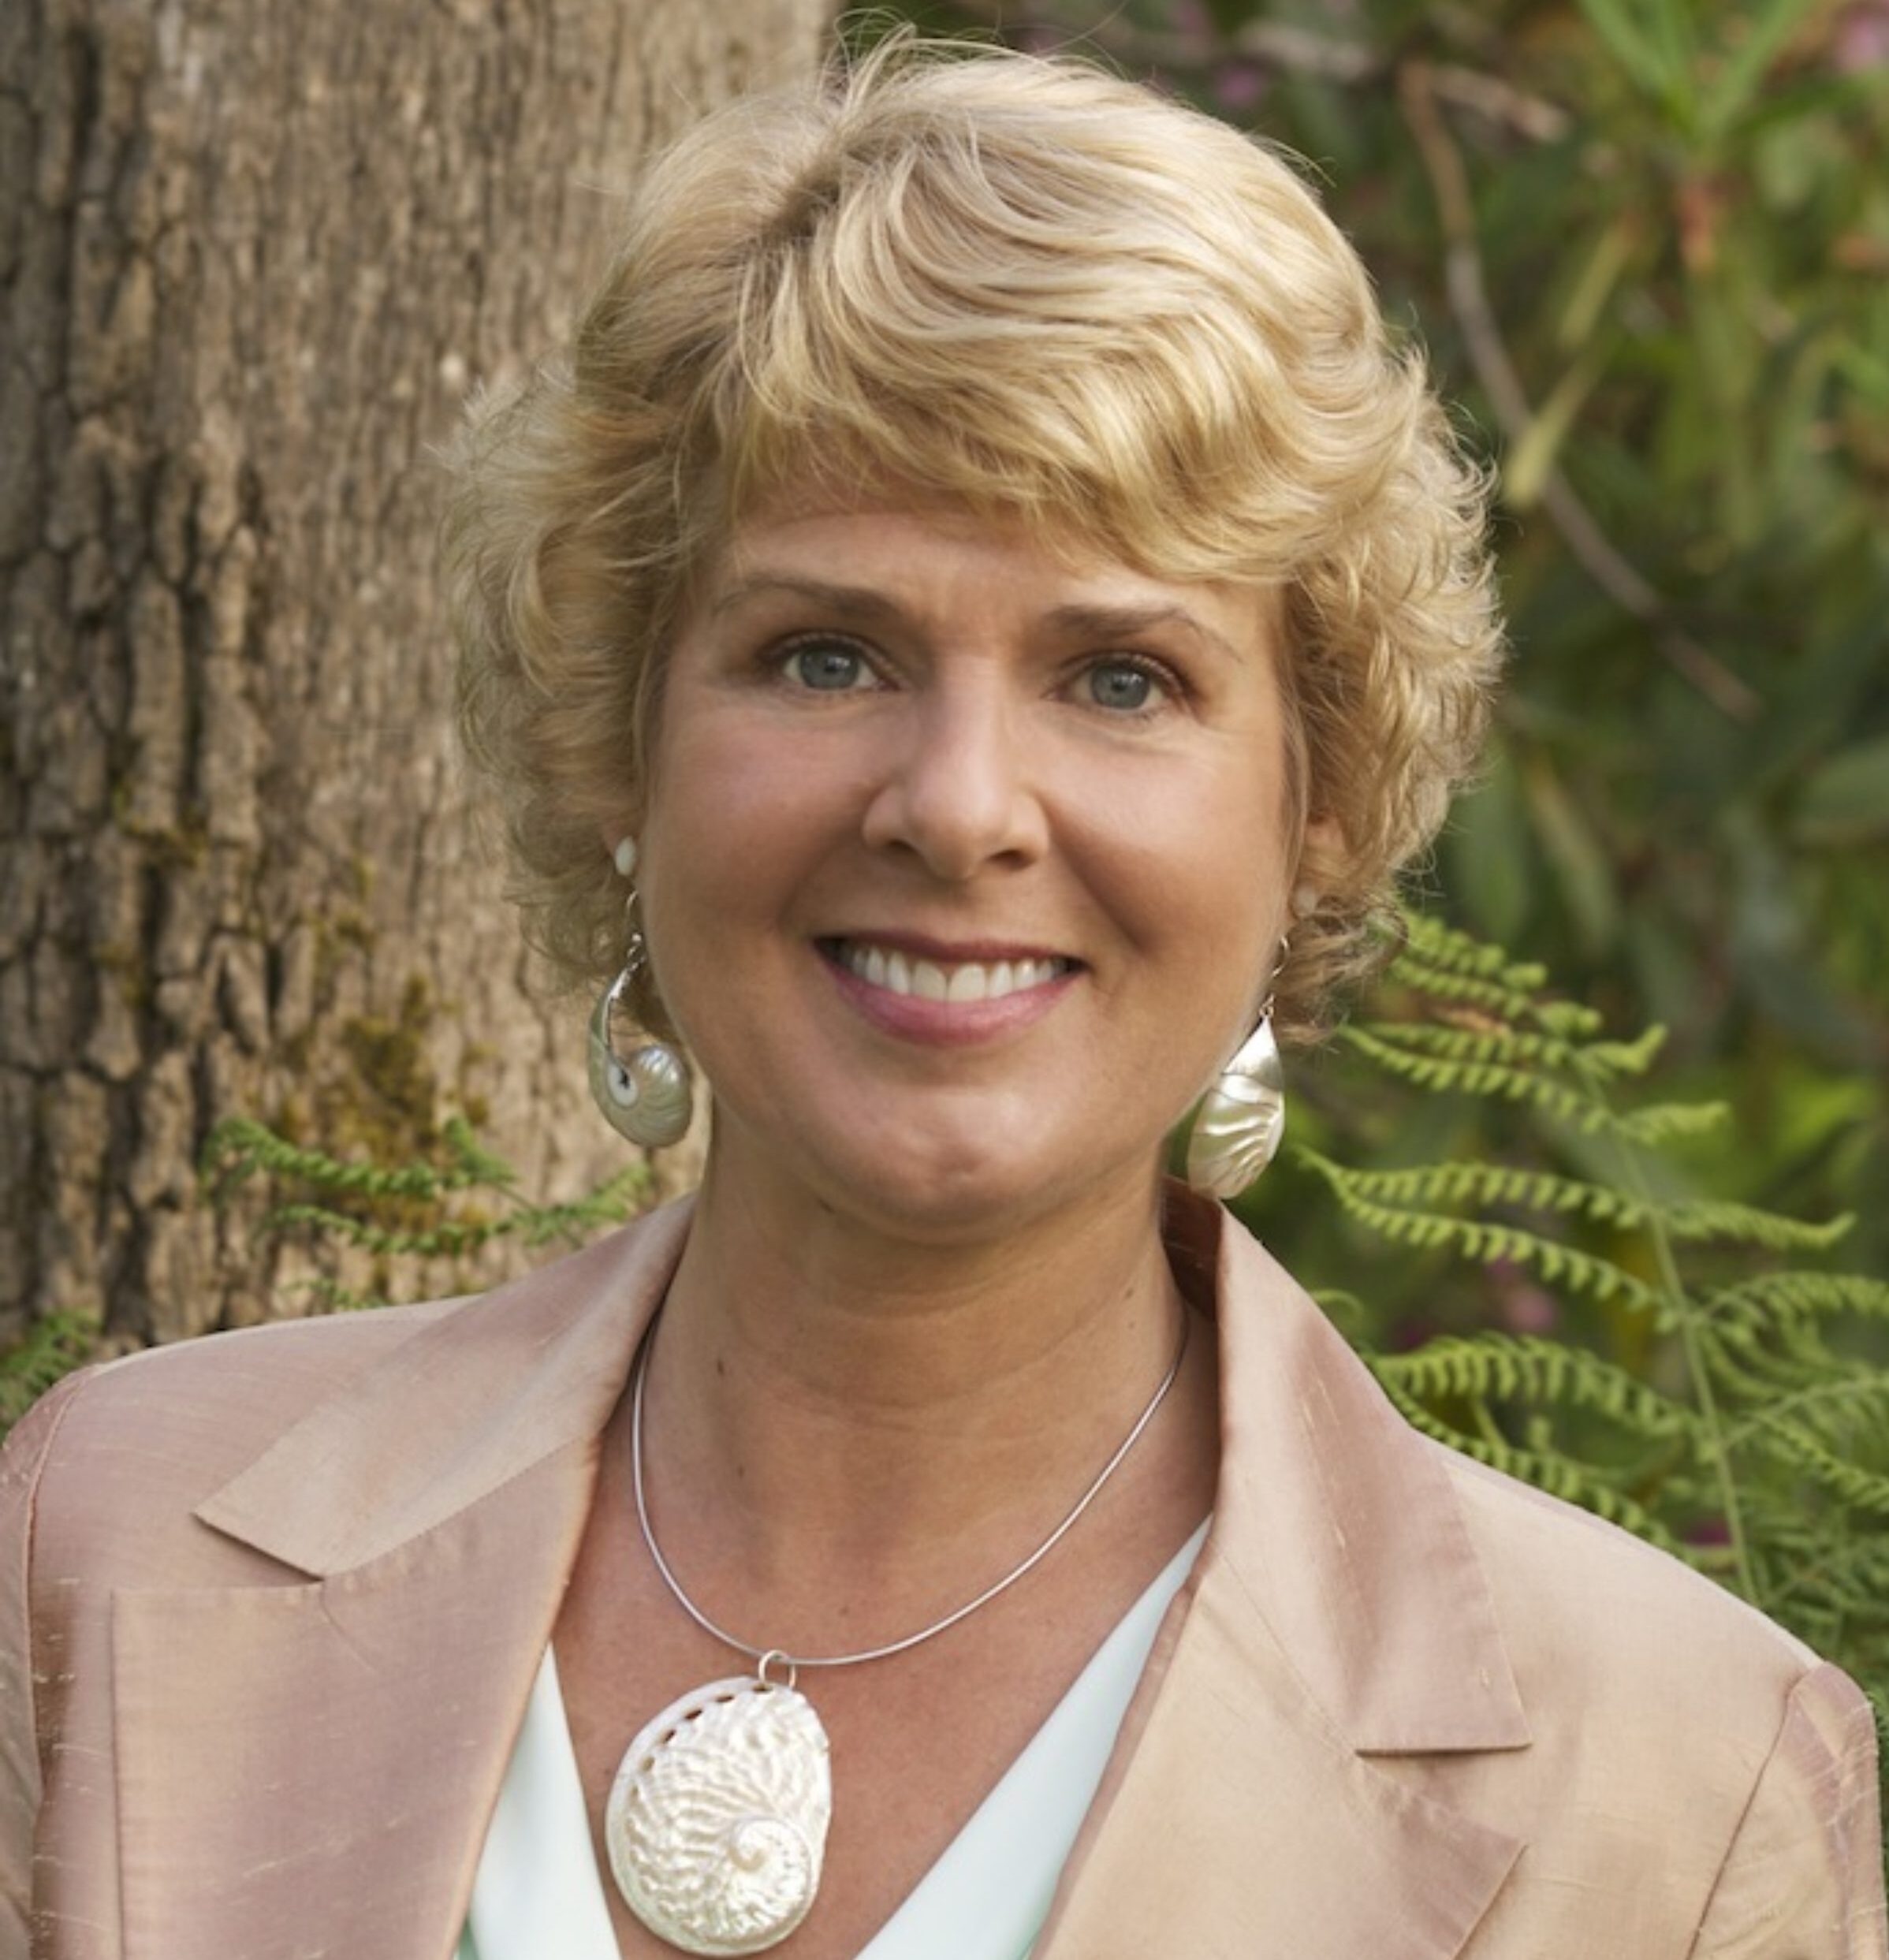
[[2, 1189, 1883, 1960]]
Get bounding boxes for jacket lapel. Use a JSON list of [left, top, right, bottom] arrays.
[[110, 1202, 691, 1960], [1037, 1193, 1529, 1960], [106, 1189, 1527, 1960]]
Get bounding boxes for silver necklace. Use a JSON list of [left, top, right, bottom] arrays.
[[604, 1309, 1190, 1957]]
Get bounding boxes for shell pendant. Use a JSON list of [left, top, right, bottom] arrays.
[[605, 1674, 833, 1956], [587, 967, 694, 1150]]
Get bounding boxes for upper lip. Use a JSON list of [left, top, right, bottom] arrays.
[[818, 931, 1079, 966]]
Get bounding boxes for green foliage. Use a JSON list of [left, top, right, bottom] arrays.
[[1272, 912, 1889, 1803], [0, 1311, 101, 1433], [196, 1115, 654, 1310]]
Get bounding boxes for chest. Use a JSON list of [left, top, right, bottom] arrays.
[[551, 1513, 1191, 1960]]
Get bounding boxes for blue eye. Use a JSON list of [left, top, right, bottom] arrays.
[[784, 639, 871, 691], [1086, 660, 1160, 712]]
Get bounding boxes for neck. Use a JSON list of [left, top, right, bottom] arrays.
[[631, 1145, 1208, 1648]]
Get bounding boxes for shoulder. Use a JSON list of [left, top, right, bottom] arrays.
[[17, 1296, 461, 1494], [1355, 1434, 1889, 1952], [0, 1297, 468, 1591], [1422, 1438, 1884, 1950], [1, 1195, 692, 1591], [1431, 1433, 1837, 1786], [1437, 1436, 1820, 1693]]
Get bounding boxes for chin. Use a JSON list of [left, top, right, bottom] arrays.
[[814, 1127, 1157, 1248], [703, 1077, 1165, 1243]]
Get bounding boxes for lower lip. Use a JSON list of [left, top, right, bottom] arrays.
[[819, 946, 1079, 1047]]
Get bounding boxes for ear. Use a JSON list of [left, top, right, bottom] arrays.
[[1290, 815, 1345, 919], [599, 822, 640, 875]]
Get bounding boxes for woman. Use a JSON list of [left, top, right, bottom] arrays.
[[2, 38, 1882, 1960]]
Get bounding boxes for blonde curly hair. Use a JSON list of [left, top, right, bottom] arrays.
[[445, 36, 1503, 1041]]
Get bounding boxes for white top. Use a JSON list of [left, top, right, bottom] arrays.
[[458, 1519, 1208, 1960]]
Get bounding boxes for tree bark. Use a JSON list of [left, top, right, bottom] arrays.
[[1, 0, 831, 1350]]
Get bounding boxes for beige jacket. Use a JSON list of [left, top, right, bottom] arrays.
[[2, 1192, 1883, 1960]]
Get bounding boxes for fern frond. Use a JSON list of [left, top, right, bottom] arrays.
[[1660, 1201, 1854, 1252], [1296, 1150, 1663, 1311], [1756, 1519, 1889, 1622], [1754, 1417, 1889, 1517], [1300, 1158, 1650, 1228], [441, 1116, 517, 1187], [1335, 1027, 1617, 1129], [1374, 1371, 1681, 1549], [203, 1117, 491, 1201], [1723, 1370, 1889, 1455], [264, 1203, 518, 1260], [1705, 1273, 1889, 1328], [1373, 1335, 1700, 1440], [515, 1168, 651, 1246], [1396, 913, 1551, 993], [1291, 1156, 1830, 1264], [1580, 1030, 1670, 1075], [283, 1273, 388, 1313], [1347, 1020, 1665, 1083], [1694, 1321, 1809, 1399], [210, 1117, 646, 1265], [1377, 955, 1544, 1023], [0, 1310, 101, 1433], [1388, 917, 1604, 1039], [1610, 1101, 1734, 1146]]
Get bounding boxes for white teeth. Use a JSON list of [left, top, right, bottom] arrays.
[[947, 965, 988, 1003], [838, 943, 1063, 1002]]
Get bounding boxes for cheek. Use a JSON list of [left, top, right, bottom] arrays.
[[1079, 743, 1291, 939], [635, 710, 857, 985]]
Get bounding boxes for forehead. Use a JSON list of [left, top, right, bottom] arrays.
[[697, 490, 1284, 646]]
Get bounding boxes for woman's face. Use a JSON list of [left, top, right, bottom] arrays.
[[636, 499, 1299, 1239]]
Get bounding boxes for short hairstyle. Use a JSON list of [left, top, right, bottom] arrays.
[[445, 35, 1503, 1041]]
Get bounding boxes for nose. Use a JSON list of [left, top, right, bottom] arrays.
[[859, 679, 1049, 881]]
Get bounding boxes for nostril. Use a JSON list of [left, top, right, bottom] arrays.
[[859, 742, 1048, 880]]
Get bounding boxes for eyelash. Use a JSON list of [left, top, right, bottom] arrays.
[[766, 635, 1186, 717], [771, 633, 882, 691], [1078, 654, 1181, 715]]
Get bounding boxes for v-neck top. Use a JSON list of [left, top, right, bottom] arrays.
[[456, 1518, 1208, 1960]]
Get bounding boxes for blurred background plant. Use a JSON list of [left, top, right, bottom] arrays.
[[1282, 912, 1888, 1774], [872, 0, 1889, 1311]]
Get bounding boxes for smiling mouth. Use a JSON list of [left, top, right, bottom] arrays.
[[821, 939, 1077, 1004]]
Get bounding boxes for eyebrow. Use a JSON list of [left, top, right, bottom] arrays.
[[711, 576, 1246, 665], [1043, 602, 1245, 666], [710, 574, 904, 623]]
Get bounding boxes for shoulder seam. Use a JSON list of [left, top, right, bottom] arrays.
[[10, 1368, 97, 1816]]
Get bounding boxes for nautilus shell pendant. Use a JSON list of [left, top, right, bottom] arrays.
[[605, 1675, 833, 1956], [1184, 1015, 1287, 1199], [587, 968, 694, 1150]]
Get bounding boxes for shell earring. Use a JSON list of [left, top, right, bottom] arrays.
[[1184, 945, 1288, 1200], [588, 839, 694, 1150]]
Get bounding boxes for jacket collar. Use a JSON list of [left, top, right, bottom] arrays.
[[1033, 1191, 1529, 1960], [193, 1198, 691, 1574], [153, 1189, 1526, 1960], [1166, 1185, 1528, 1755], [111, 1204, 691, 1960], [196, 1187, 1528, 1758]]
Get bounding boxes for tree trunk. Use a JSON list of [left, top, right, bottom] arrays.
[[1, 0, 831, 1351]]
